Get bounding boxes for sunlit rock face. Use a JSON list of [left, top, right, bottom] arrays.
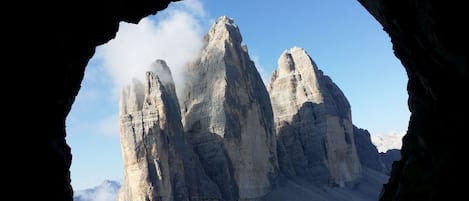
[[358, 1, 468, 200], [118, 61, 221, 201], [182, 16, 278, 201], [267, 47, 361, 186]]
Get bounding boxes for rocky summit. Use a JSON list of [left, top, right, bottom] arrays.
[[118, 60, 220, 201], [267, 47, 361, 187], [182, 16, 278, 201], [118, 16, 393, 201]]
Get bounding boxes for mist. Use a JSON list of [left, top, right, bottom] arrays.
[[73, 180, 120, 201], [95, 0, 208, 99]]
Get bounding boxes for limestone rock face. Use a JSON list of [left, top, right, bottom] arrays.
[[353, 125, 386, 173], [118, 60, 221, 201], [267, 47, 361, 186], [182, 16, 278, 201]]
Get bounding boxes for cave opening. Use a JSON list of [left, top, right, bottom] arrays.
[[65, 0, 411, 200], [10, 0, 464, 200]]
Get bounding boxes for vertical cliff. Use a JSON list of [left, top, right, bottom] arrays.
[[182, 16, 278, 201], [268, 47, 361, 187], [119, 60, 221, 201], [353, 126, 387, 173]]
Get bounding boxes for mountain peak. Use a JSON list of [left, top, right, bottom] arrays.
[[268, 47, 361, 186], [182, 15, 277, 200], [283, 46, 306, 54], [206, 16, 242, 45], [275, 46, 317, 76], [217, 16, 236, 26]]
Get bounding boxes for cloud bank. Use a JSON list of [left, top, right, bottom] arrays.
[[95, 0, 208, 98], [74, 180, 120, 201]]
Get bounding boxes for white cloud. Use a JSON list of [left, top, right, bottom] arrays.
[[74, 180, 120, 201], [93, 189, 118, 201], [94, 0, 208, 99]]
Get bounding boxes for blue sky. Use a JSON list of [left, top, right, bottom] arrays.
[[66, 0, 409, 190]]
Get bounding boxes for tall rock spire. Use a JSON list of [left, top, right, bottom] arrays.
[[118, 60, 221, 201], [182, 16, 278, 201], [268, 47, 361, 187], [117, 17, 386, 201]]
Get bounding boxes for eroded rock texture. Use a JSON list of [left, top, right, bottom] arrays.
[[182, 16, 278, 201], [267, 47, 361, 187], [358, 0, 468, 200], [119, 60, 221, 201]]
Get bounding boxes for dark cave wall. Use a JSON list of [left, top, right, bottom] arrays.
[[15, 1, 467, 201], [20, 0, 178, 200], [358, 0, 468, 200]]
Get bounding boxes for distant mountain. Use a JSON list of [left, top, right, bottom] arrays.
[[74, 180, 120, 201], [371, 132, 404, 153]]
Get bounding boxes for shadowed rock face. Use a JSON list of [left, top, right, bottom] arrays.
[[353, 125, 402, 177], [379, 149, 400, 176], [267, 47, 361, 187], [353, 126, 387, 173], [358, 0, 468, 200], [182, 16, 278, 201]]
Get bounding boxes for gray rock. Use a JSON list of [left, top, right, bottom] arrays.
[[267, 47, 361, 187], [353, 125, 387, 173], [354, 127, 402, 176], [353, 125, 401, 176], [182, 16, 278, 201], [118, 18, 389, 201], [118, 61, 221, 201], [379, 149, 401, 175]]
